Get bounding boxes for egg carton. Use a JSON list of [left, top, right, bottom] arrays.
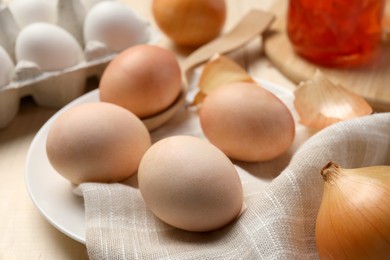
[[0, 0, 158, 129]]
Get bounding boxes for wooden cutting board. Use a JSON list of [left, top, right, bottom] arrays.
[[264, 0, 390, 111]]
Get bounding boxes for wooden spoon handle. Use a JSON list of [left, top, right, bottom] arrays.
[[182, 9, 275, 83]]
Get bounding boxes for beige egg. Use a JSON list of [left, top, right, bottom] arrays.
[[46, 102, 151, 184], [99, 45, 182, 118], [199, 82, 295, 162], [138, 135, 243, 232]]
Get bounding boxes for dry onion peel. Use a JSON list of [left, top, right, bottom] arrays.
[[191, 54, 254, 105], [316, 162, 390, 259], [293, 70, 373, 129]]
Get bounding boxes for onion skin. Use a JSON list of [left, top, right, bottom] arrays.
[[316, 162, 390, 259], [152, 0, 226, 47]]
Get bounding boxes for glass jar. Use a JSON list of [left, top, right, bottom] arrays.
[[287, 0, 385, 67]]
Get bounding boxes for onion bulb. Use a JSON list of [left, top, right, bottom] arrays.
[[152, 0, 226, 47], [316, 162, 390, 259]]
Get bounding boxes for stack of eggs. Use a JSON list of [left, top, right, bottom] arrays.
[[0, 0, 156, 128]]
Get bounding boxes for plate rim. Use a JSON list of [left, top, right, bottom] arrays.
[[24, 89, 98, 244]]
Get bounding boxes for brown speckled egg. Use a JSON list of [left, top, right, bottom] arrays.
[[138, 135, 243, 232], [46, 102, 151, 184]]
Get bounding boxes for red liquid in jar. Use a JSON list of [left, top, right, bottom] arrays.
[[287, 0, 385, 67]]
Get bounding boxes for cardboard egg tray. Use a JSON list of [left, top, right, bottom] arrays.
[[0, 0, 158, 129]]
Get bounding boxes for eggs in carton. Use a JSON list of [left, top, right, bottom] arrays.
[[0, 0, 158, 129]]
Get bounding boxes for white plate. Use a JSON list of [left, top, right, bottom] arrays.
[[24, 79, 294, 244]]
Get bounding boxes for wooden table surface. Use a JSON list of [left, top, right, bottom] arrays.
[[0, 0, 294, 259]]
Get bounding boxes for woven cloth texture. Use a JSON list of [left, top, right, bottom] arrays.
[[81, 112, 390, 260]]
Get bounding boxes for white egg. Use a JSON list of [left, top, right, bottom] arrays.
[[15, 23, 83, 71], [83, 1, 149, 52], [0, 46, 14, 87], [8, 0, 56, 28]]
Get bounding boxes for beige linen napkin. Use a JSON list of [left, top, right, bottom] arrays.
[[80, 112, 390, 259]]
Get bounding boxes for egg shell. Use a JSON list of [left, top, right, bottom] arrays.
[[83, 1, 149, 52], [15, 22, 83, 71], [199, 82, 295, 162], [138, 135, 243, 232], [99, 45, 182, 118], [46, 102, 151, 184]]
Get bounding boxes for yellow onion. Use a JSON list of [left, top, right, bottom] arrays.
[[316, 162, 390, 259]]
